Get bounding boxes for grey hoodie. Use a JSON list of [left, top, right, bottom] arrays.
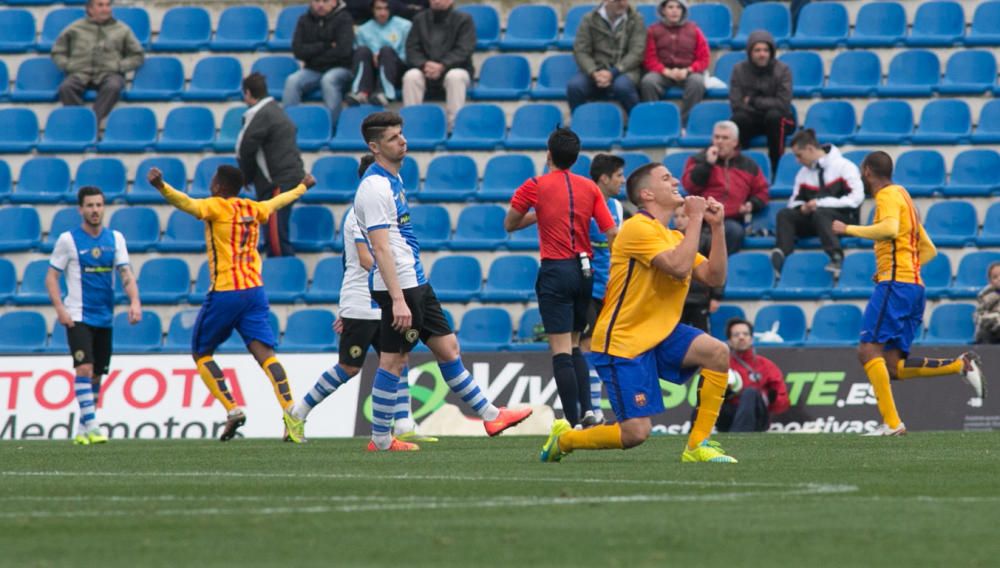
[[728, 30, 793, 116]]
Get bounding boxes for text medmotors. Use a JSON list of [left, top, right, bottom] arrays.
[[0, 354, 360, 440]]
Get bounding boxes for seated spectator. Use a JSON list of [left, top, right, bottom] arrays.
[[402, 0, 475, 130], [284, 0, 355, 128], [681, 120, 769, 254], [346, 0, 427, 24], [639, 0, 709, 126], [716, 318, 789, 432], [568, 0, 646, 113], [975, 262, 1000, 345], [675, 207, 722, 333], [348, 0, 412, 106], [729, 30, 795, 174], [52, 0, 144, 123]]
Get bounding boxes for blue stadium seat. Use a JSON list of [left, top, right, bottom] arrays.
[[470, 55, 530, 101], [0, 62, 8, 101], [129, 157, 186, 204], [622, 152, 651, 178], [262, 257, 307, 303], [47, 319, 69, 354], [622, 102, 680, 148], [572, 103, 623, 148], [286, 105, 331, 150], [906, 1, 965, 47], [688, 3, 732, 47], [214, 106, 246, 152], [769, 154, 798, 198], [923, 201, 977, 247], [0, 160, 10, 202], [459, 5, 500, 50], [679, 102, 730, 147], [946, 150, 1000, 197], [304, 257, 345, 303], [112, 6, 150, 46], [532, 55, 578, 100], [878, 50, 940, 97], [506, 104, 563, 149], [113, 311, 162, 353], [38, 107, 96, 153], [0, 108, 39, 153], [400, 105, 446, 151], [420, 155, 478, 202], [153, 7, 211, 51], [806, 304, 862, 347], [189, 156, 238, 198], [971, 100, 1000, 144], [400, 155, 420, 193], [268, 5, 308, 51], [450, 205, 508, 250], [430, 256, 482, 302], [730, 2, 790, 48], [163, 309, 199, 353], [138, 258, 190, 304], [893, 150, 945, 197], [841, 150, 869, 169], [921, 254, 952, 299], [211, 6, 268, 51], [938, 51, 997, 95], [831, 252, 877, 299], [458, 308, 512, 352], [251, 56, 299, 100], [745, 151, 771, 182], [158, 210, 204, 253], [14, 260, 59, 305], [568, 154, 592, 178], [329, 104, 382, 151], [446, 104, 506, 150], [11, 58, 63, 102], [803, 101, 856, 145], [305, 156, 360, 203], [512, 307, 548, 351], [772, 251, 833, 299], [848, 2, 906, 47], [409, 205, 450, 250], [12, 157, 70, 204], [911, 100, 971, 145], [97, 107, 157, 152], [481, 256, 538, 302], [823, 51, 880, 97], [922, 304, 975, 345], [182, 56, 243, 101], [663, 151, 696, 191], [124, 56, 184, 101], [289, 206, 336, 252], [724, 252, 773, 299], [0, 10, 37, 52], [788, 3, 847, 48], [109, 207, 159, 252], [966, 1, 1000, 46], [977, 203, 1000, 247], [707, 304, 746, 341], [636, 4, 658, 26], [853, 100, 913, 145], [778, 52, 823, 97], [156, 106, 215, 152], [743, 202, 780, 248], [951, 252, 1000, 298], [188, 262, 210, 304], [73, 157, 126, 202], [41, 207, 81, 253], [0, 311, 47, 352], [558, 4, 597, 49], [282, 309, 337, 352], [0, 207, 41, 251], [500, 5, 557, 51], [508, 222, 539, 251], [706, 51, 744, 98], [753, 304, 806, 346], [478, 155, 535, 202], [38, 7, 84, 51]]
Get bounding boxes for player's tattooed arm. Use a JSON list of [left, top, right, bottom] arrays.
[[119, 265, 143, 324]]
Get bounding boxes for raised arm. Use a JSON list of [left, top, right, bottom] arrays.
[[147, 167, 205, 218]]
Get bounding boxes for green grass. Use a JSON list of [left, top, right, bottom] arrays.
[[1, 433, 998, 568]]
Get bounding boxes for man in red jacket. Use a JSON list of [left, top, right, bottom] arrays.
[[639, 0, 709, 126], [718, 318, 789, 432]]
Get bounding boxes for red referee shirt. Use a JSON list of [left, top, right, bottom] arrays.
[[510, 169, 615, 260]]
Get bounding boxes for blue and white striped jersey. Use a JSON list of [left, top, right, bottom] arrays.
[[49, 227, 130, 328]]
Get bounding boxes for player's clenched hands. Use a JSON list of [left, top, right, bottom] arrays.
[[684, 196, 708, 219], [302, 173, 316, 189], [831, 220, 848, 235], [391, 299, 412, 332], [147, 167, 165, 190], [704, 197, 725, 227]]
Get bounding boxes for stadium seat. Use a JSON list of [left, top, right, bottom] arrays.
[[446, 104, 506, 150], [329, 104, 382, 151], [481, 256, 538, 302], [96, 107, 157, 152], [10, 58, 63, 102], [0, 62, 8, 101], [679, 102, 730, 147], [124, 56, 184, 101], [938, 51, 997, 95], [688, 3, 732, 47], [831, 252, 877, 299], [971, 100, 1000, 145], [286, 105, 331, 151], [0, 160, 10, 202], [512, 307, 548, 351], [262, 257, 307, 303], [636, 4, 658, 26], [73, 157, 126, 202], [109, 207, 159, 252], [743, 202, 780, 249], [457, 308, 512, 352], [878, 51, 940, 97], [0, 9, 37, 52], [753, 304, 806, 346], [0, 207, 41, 251], [893, 150, 945, 197], [112, 311, 162, 353], [558, 4, 596, 49], [847, 2, 906, 47], [251, 56, 299, 100], [705, 51, 744, 98], [153, 7, 212, 51], [532, 54, 578, 100], [429, 256, 482, 302], [778, 52, 824, 97], [210, 6, 268, 51], [911, 100, 971, 145], [806, 304, 862, 347], [499, 5, 557, 51], [38, 7, 84, 51], [724, 252, 773, 299], [730, 2, 790, 48], [268, 5, 308, 50], [921, 254, 952, 299], [702, 305, 743, 341], [788, 3, 847, 48], [622, 102, 680, 148], [14, 260, 58, 305], [137, 258, 190, 304], [158, 210, 205, 253], [771, 251, 833, 299], [802, 101, 856, 145], [189, 156, 238, 198], [966, 1, 1000, 46], [409, 205, 451, 250], [769, 154, 798, 198], [41, 207, 81, 253], [303, 257, 345, 303], [282, 309, 337, 352], [945, 150, 1000, 197], [663, 151, 696, 191], [214, 106, 246, 152], [459, 5, 500, 50], [163, 309, 199, 353], [923, 201, 978, 247], [572, 103, 623, 149], [621, 152, 651, 178], [951, 252, 1000, 298], [568, 155, 592, 178], [0, 311, 47, 352], [0, 108, 39, 153], [853, 100, 913, 146], [478, 154, 535, 202], [508, 222, 539, 251], [745, 151, 771, 182], [182, 56, 243, 101], [400, 155, 420, 193], [38, 107, 96, 153], [12, 157, 71, 204], [129, 157, 186, 204], [156, 106, 215, 152], [977, 203, 1000, 247], [922, 304, 975, 345], [188, 262, 210, 304], [506, 104, 563, 149], [47, 319, 69, 353], [112, 6, 150, 46], [906, 1, 965, 46], [305, 156, 360, 203], [450, 205, 508, 250], [400, 105, 446, 150], [470, 55, 530, 100], [289, 206, 336, 252], [823, 52, 880, 97]]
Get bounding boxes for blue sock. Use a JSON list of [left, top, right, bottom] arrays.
[[440, 358, 498, 420], [296, 364, 354, 419], [371, 368, 399, 448], [74, 377, 96, 433]]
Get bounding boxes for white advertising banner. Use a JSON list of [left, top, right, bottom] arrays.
[[0, 354, 360, 440]]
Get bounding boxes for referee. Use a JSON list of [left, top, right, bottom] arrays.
[[504, 128, 618, 428]]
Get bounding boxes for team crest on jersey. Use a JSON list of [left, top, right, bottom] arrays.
[[74, 350, 85, 362], [634, 393, 647, 407], [90, 247, 102, 259], [349, 345, 363, 359], [404, 329, 419, 343]]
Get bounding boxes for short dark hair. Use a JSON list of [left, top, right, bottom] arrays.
[[626, 162, 662, 206], [361, 111, 404, 144], [590, 153, 625, 184], [547, 128, 581, 171], [214, 165, 245, 198], [242, 73, 268, 100], [726, 317, 754, 338], [790, 128, 820, 149], [371, 0, 389, 8], [988, 261, 1000, 277], [77, 186, 104, 206], [861, 151, 894, 179], [358, 153, 376, 177]]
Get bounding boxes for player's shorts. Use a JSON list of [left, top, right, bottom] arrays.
[[371, 284, 452, 354], [860, 281, 925, 356], [536, 259, 594, 335], [338, 317, 381, 367], [590, 323, 704, 420], [581, 297, 605, 339], [192, 287, 276, 355], [66, 322, 112, 376]]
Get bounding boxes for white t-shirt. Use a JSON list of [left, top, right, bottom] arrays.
[[338, 208, 381, 320]]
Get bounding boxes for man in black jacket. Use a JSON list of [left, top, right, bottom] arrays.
[[239, 73, 306, 257], [283, 0, 355, 129], [401, 0, 475, 130]]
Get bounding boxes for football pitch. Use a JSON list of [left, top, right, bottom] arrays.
[[2, 432, 998, 568]]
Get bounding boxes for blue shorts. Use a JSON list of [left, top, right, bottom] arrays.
[[591, 323, 704, 420], [860, 281, 925, 356], [536, 259, 593, 335], [192, 287, 276, 355]]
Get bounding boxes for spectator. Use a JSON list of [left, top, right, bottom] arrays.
[[284, 0, 355, 129], [238, 73, 306, 257], [639, 0, 709, 125], [974, 262, 1000, 345], [51, 0, 144, 123], [771, 128, 863, 278], [674, 207, 722, 333], [347, 0, 412, 106], [402, 0, 476, 130], [718, 317, 789, 432], [568, 0, 646, 113], [728, 30, 795, 174], [681, 120, 770, 253], [346, 0, 427, 26]]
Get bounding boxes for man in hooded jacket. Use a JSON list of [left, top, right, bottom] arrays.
[[639, 0, 709, 126]]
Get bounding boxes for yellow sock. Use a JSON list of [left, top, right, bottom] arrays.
[[864, 357, 902, 428], [558, 424, 624, 452], [196, 356, 237, 412], [688, 368, 728, 450], [896, 357, 964, 380], [261, 356, 293, 411]]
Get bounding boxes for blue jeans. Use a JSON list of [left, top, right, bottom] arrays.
[[566, 71, 639, 112], [282, 67, 352, 127]]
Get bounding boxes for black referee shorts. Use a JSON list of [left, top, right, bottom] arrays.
[[66, 322, 113, 376], [536, 259, 593, 335], [337, 318, 381, 368], [371, 284, 453, 354]]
